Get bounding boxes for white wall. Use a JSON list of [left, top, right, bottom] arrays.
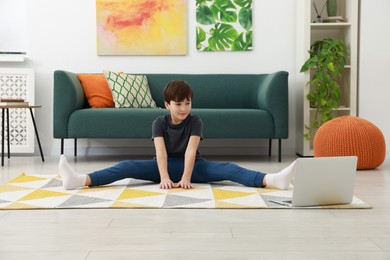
[[0, 0, 27, 53], [21, 0, 298, 156], [2, 0, 388, 158], [359, 0, 390, 158]]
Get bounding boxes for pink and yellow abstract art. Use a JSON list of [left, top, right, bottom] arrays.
[[96, 0, 187, 55]]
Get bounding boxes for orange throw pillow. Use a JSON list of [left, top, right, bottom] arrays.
[[77, 74, 115, 108]]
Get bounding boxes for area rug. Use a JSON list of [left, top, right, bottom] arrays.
[[0, 174, 372, 209]]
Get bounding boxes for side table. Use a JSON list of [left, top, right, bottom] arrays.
[[0, 105, 45, 166]]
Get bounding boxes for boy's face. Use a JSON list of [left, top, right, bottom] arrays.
[[164, 98, 192, 125]]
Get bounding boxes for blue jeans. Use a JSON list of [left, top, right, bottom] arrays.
[[88, 158, 266, 188]]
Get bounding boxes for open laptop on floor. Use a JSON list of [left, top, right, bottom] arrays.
[[269, 156, 358, 207]]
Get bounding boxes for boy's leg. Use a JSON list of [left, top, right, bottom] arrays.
[[91, 157, 187, 186], [192, 159, 296, 190], [88, 159, 160, 187], [59, 155, 159, 190], [192, 159, 266, 187]]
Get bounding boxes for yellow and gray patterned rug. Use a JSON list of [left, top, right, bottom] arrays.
[[0, 174, 371, 209]]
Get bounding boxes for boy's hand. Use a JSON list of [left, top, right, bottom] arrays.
[[177, 178, 193, 189], [160, 178, 174, 189]]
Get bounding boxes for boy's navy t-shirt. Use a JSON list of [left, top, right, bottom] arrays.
[[152, 114, 203, 157]]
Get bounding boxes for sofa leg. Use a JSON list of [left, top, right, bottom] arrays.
[[268, 139, 272, 156], [74, 138, 77, 157], [278, 139, 282, 162], [61, 139, 64, 155]]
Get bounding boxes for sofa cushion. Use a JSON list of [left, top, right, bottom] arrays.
[[104, 71, 157, 108], [191, 109, 275, 138], [77, 74, 115, 108], [67, 108, 274, 139], [68, 108, 168, 138], [146, 74, 264, 109]]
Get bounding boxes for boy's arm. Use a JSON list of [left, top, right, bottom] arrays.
[[179, 135, 201, 189], [154, 137, 173, 189]]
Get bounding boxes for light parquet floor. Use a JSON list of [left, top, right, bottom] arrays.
[[0, 155, 389, 260]]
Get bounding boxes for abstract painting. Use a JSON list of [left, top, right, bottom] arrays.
[[196, 0, 252, 51], [96, 0, 187, 55]]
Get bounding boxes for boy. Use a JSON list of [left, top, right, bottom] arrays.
[[59, 80, 295, 190]]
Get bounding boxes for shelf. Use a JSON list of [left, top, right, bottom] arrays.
[[0, 54, 25, 62], [309, 107, 351, 111], [309, 65, 351, 70], [311, 22, 352, 29], [296, 0, 359, 157]]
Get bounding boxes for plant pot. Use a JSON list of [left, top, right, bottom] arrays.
[[327, 0, 337, 17]]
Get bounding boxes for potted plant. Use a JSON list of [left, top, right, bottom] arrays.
[[300, 38, 348, 140]]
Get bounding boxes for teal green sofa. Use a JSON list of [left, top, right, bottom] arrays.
[[53, 70, 289, 161]]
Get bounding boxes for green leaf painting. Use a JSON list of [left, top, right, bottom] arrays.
[[196, 0, 252, 51]]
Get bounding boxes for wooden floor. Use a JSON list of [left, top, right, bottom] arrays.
[[0, 155, 389, 260]]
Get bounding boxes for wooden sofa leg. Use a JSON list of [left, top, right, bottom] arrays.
[[61, 139, 64, 155], [74, 138, 77, 157], [268, 139, 272, 156], [278, 139, 282, 162]]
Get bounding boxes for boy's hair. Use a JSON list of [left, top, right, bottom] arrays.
[[163, 80, 194, 103]]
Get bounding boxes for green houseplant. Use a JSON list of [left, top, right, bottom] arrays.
[[300, 38, 348, 140]]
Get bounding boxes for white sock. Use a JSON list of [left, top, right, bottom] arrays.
[[58, 154, 86, 190], [265, 160, 296, 190]]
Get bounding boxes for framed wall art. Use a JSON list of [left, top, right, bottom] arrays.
[[96, 0, 187, 55], [196, 0, 252, 51]]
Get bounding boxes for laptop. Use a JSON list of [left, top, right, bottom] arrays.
[[269, 156, 357, 207]]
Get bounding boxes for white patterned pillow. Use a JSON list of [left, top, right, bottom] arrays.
[[104, 71, 157, 108]]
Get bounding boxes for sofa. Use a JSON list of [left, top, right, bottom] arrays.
[[53, 70, 289, 161]]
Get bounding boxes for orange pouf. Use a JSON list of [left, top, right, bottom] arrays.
[[314, 116, 386, 170]]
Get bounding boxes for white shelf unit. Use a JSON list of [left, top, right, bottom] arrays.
[[296, 0, 359, 156]]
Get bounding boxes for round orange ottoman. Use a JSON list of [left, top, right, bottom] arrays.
[[314, 116, 386, 170]]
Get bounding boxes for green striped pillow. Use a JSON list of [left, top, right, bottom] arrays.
[[104, 71, 157, 108]]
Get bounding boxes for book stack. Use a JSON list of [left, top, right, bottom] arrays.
[[0, 98, 29, 106]]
